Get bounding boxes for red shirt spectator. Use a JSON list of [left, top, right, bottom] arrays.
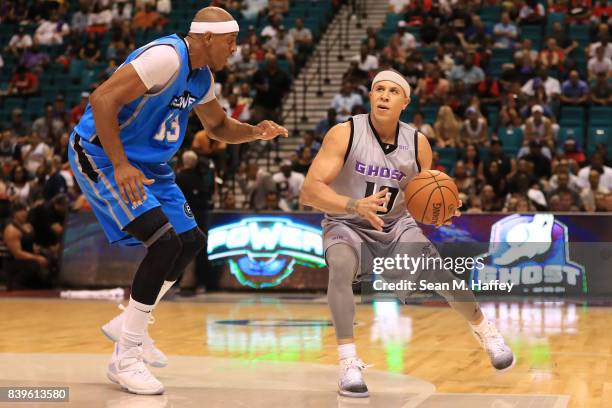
[[8, 66, 38, 95]]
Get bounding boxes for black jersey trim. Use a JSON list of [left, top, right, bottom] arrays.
[[414, 130, 421, 173], [178, 34, 193, 74], [343, 117, 354, 164], [368, 114, 399, 155]]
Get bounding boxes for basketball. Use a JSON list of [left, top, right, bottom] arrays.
[[404, 170, 459, 225]]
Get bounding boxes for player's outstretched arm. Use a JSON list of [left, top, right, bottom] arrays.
[[89, 64, 154, 206], [300, 122, 388, 231], [194, 99, 288, 143]]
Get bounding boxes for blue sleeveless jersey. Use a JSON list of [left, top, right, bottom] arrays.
[[74, 34, 212, 163]]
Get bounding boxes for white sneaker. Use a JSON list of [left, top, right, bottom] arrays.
[[472, 321, 516, 371], [101, 304, 168, 368], [107, 343, 165, 395], [338, 357, 370, 398]]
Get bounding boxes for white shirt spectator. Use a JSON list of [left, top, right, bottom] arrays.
[[273, 170, 305, 211], [588, 55, 612, 77], [521, 76, 561, 101], [389, 0, 410, 14], [157, 0, 171, 14], [400, 31, 417, 51], [8, 33, 33, 51], [22, 142, 51, 176], [519, 4, 545, 20], [548, 173, 582, 193], [352, 54, 379, 72], [578, 166, 612, 190], [112, 3, 133, 22], [493, 22, 517, 48], [330, 92, 363, 122], [580, 184, 610, 211], [243, 0, 268, 20], [88, 8, 113, 29], [35, 19, 70, 45], [589, 42, 612, 59], [261, 25, 278, 40]]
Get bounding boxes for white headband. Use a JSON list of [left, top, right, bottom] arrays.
[[189, 21, 239, 34], [371, 70, 411, 98]]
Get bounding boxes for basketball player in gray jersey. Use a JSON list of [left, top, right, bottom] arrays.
[[301, 70, 514, 398]]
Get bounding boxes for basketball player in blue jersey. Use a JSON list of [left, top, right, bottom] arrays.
[[301, 71, 514, 398], [69, 7, 287, 395]]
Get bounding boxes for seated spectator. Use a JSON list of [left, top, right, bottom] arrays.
[[577, 153, 612, 190], [28, 194, 67, 252], [523, 104, 555, 148], [290, 18, 313, 68], [408, 112, 436, 147], [548, 22, 578, 57], [8, 108, 31, 137], [420, 16, 438, 45], [238, 161, 276, 210], [438, 25, 463, 52], [7, 165, 31, 205], [273, 159, 304, 211], [476, 73, 502, 106], [483, 138, 514, 183], [80, 32, 101, 67], [269, 0, 289, 15], [295, 130, 320, 158], [499, 93, 522, 128], [264, 191, 282, 211], [464, 15, 493, 50], [460, 107, 488, 147], [430, 151, 447, 173], [548, 158, 582, 193], [352, 45, 379, 78], [514, 38, 539, 68], [434, 105, 462, 147], [417, 67, 450, 105], [293, 146, 314, 174], [221, 93, 251, 122], [453, 160, 476, 196], [265, 25, 295, 70], [581, 169, 611, 212], [587, 35, 612, 59], [3, 203, 54, 290], [518, 0, 546, 25], [446, 79, 472, 113], [548, 172, 582, 206], [521, 68, 561, 103], [560, 70, 589, 105], [71, 3, 90, 33], [19, 41, 50, 74], [87, 4, 113, 33], [449, 52, 485, 89], [591, 71, 612, 105], [234, 46, 259, 79], [251, 55, 291, 123], [32, 104, 66, 142], [7, 65, 38, 96], [432, 46, 455, 76], [460, 143, 481, 178], [34, 11, 70, 46], [399, 57, 423, 91], [192, 129, 226, 176], [7, 27, 33, 55], [315, 108, 339, 141], [539, 38, 565, 71], [261, 13, 282, 41], [132, 4, 165, 31], [397, 21, 418, 52], [21, 132, 51, 177], [330, 81, 363, 122], [112, 1, 133, 23], [382, 34, 407, 66], [588, 45, 612, 80], [494, 12, 518, 48], [70, 92, 90, 126], [480, 184, 504, 211], [43, 156, 68, 201], [484, 160, 507, 198]]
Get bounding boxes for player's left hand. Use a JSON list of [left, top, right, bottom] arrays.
[[253, 121, 289, 140], [436, 200, 462, 228]]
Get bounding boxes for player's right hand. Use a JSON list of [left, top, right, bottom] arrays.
[[356, 188, 388, 232], [114, 162, 154, 207]]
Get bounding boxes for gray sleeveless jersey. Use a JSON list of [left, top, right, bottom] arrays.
[[324, 113, 420, 229]]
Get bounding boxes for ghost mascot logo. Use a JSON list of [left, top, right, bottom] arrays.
[[471, 214, 587, 295], [207, 217, 326, 288]]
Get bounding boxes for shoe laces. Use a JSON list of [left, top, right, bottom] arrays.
[[118, 346, 147, 373], [340, 357, 371, 382]]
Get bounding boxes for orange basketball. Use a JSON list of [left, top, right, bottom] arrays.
[[404, 170, 459, 225]]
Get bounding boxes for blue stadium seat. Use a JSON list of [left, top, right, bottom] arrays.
[[2, 98, 24, 113], [587, 127, 612, 155], [589, 106, 612, 127], [557, 127, 584, 147], [421, 105, 439, 124], [497, 127, 524, 150], [559, 106, 585, 127]]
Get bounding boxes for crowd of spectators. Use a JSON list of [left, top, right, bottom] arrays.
[[311, 0, 612, 214]]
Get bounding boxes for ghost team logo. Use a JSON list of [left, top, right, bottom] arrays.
[[183, 202, 194, 218], [471, 214, 587, 295], [207, 217, 326, 288]]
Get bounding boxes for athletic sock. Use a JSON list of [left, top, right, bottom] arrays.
[[153, 280, 176, 308], [338, 343, 357, 361], [120, 297, 154, 350], [470, 314, 489, 333]]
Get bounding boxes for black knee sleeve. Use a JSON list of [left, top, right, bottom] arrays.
[[165, 227, 206, 282], [125, 208, 183, 304]]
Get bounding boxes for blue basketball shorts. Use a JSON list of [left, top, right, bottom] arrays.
[[68, 132, 197, 246]]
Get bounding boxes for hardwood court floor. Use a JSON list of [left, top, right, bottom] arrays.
[[0, 296, 610, 407]]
